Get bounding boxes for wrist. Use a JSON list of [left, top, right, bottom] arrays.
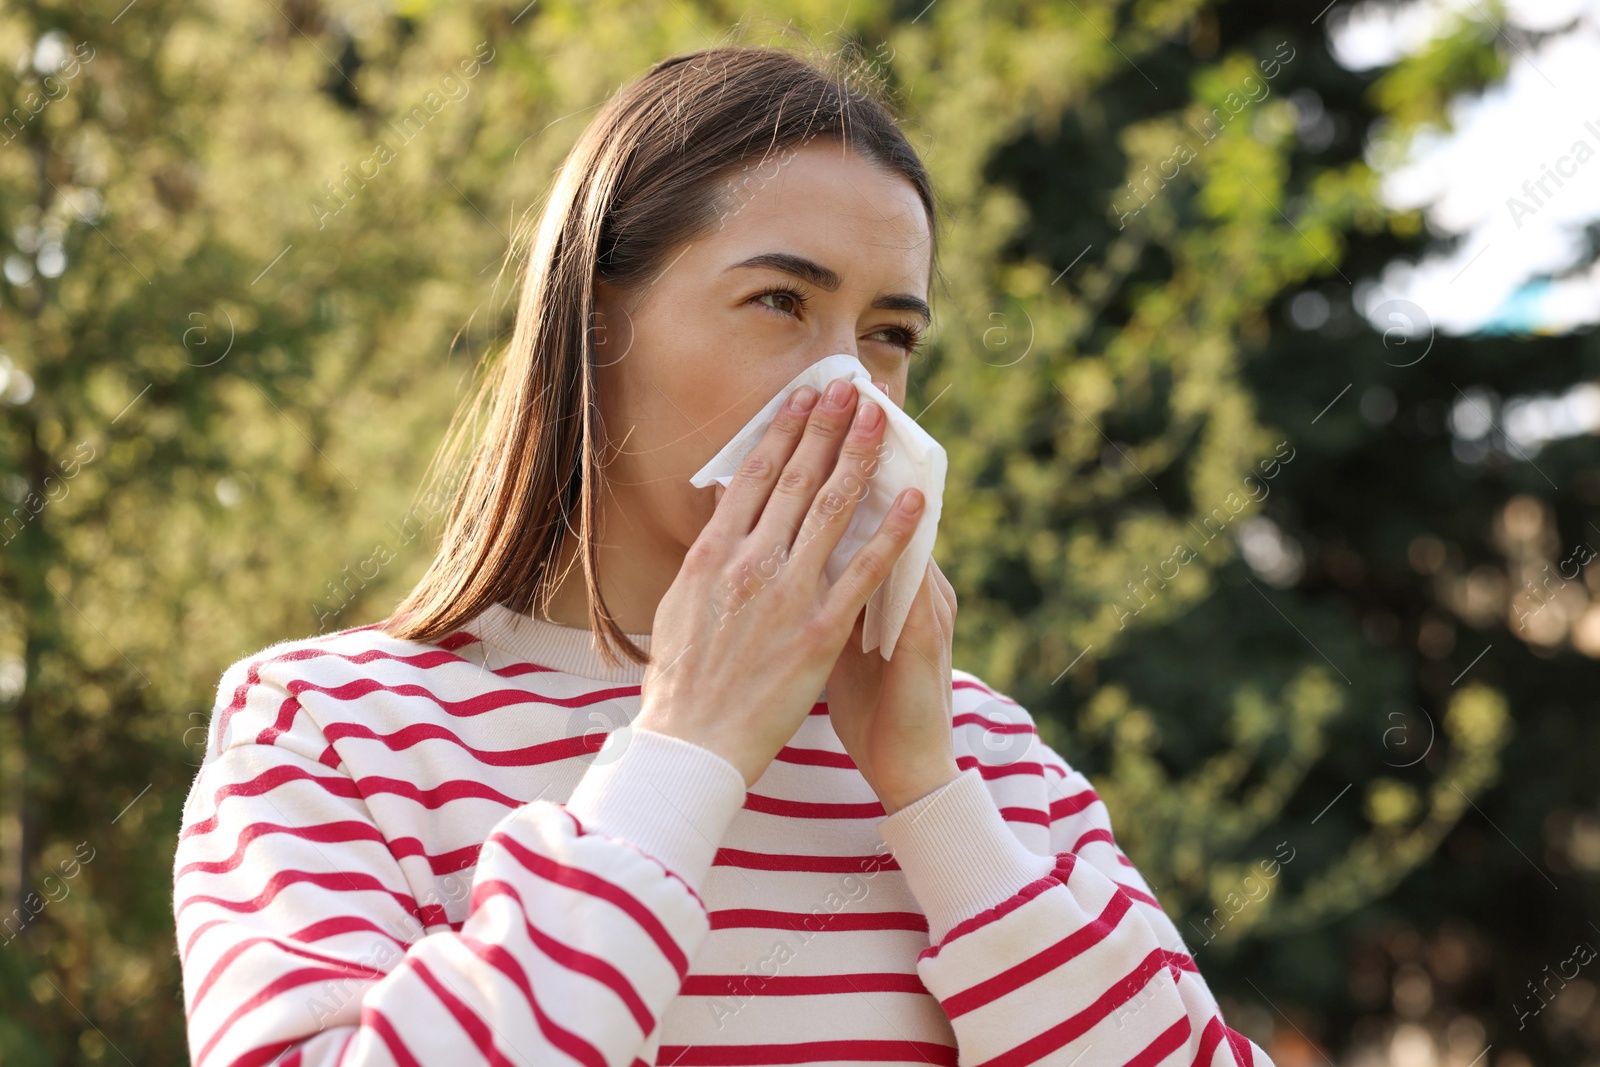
[[634, 700, 759, 788], [562, 725, 747, 890], [877, 760, 962, 816]]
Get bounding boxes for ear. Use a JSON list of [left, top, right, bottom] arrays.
[[591, 276, 636, 364]]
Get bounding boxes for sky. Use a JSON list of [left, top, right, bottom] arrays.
[[1328, 0, 1600, 338]]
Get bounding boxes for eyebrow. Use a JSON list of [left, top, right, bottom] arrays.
[[727, 252, 931, 323]]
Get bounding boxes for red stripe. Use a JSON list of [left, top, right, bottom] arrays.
[[710, 909, 928, 933], [656, 1040, 958, 1065], [940, 889, 1134, 1018], [292, 674, 638, 719], [1191, 1017, 1226, 1067], [472, 879, 654, 1033], [362, 1002, 425, 1067], [775, 745, 856, 768], [1049, 789, 1101, 819], [1128, 1016, 1193, 1067], [220, 1038, 301, 1067], [290, 915, 414, 948], [922, 854, 1074, 961], [998, 806, 1050, 827], [488, 829, 691, 979], [957, 755, 1045, 780], [712, 847, 897, 873], [213, 642, 461, 752], [387, 835, 481, 874], [742, 793, 885, 820], [181, 765, 364, 840], [195, 963, 385, 1066], [1071, 828, 1116, 851], [1118, 882, 1162, 909], [253, 692, 304, 747], [177, 868, 421, 924], [180, 913, 409, 967], [437, 630, 482, 651], [411, 956, 527, 1067], [213, 638, 613, 751], [953, 677, 1021, 706], [461, 933, 630, 1060], [680, 971, 929, 996], [1225, 1024, 1257, 1067], [354, 774, 523, 811], [189, 931, 394, 1015], [176, 820, 392, 880], [181, 918, 235, 964], [951, 711, 1035, 735], [972, 948, 1173, 1067], [324, 719, 602, 766]]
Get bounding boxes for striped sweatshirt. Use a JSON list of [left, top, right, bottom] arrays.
[[173, 601, 1273, 1067]]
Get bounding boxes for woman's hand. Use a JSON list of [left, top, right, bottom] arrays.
[[825, 557, 962, 815], [822, 380, 961, 816], [634, 377, 926, 789]]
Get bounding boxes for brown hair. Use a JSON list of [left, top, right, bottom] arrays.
[[383, 42, 939, 669]]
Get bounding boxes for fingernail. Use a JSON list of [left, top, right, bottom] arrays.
[[853, 399, 881, 432], [899, 489, 923, 514], [788, 385, 819, 412], [823, 378, 853, 409]]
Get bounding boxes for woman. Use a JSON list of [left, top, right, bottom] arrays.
[[173, 45, 1272, 1067]]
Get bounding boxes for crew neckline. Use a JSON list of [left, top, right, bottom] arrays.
[[468, 601, 653, 684]]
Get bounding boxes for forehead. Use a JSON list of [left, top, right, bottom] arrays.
[[708, 140, 932, 294]]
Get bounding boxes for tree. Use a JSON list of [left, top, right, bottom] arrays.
[[3, 0, 1583, 1060]]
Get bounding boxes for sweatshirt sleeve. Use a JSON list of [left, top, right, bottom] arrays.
[[875, 728, 1273, 1066], [174, 658, 745, 1067]]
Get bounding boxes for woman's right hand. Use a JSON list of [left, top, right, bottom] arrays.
[[633, 375, 925, 788]]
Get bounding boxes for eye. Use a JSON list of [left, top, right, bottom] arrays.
[[869, 323, 926, 356], [755, 286, 934, 361], [752, 285, 807, 317]]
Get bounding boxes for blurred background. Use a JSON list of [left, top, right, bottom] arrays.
[[2, 0, 1598, 1062]]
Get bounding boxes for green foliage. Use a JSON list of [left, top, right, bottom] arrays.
[[0, 0, 1567, 1060]]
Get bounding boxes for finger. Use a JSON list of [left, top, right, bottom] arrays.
[[928, 558, 957, 615], [913, 560, 946, 632], [705, 384, 819, 540], [920, 562, 955, 661], [879, 560, 946, 668], [749, 376, 865, 558], [819, 486, 923, 631], [787, 389, 896, 578], [714, 482, 726, 507]]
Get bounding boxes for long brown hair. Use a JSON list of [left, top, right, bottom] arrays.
[[383, 42, 939, 669]]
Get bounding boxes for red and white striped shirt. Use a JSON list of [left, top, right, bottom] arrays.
[[173, 601, 1271, 1066]]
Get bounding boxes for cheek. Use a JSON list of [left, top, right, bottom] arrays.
[[880, 372, 907, 409], [595, 339, 746, 536]]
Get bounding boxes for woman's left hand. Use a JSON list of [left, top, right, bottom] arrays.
[[825, 555, 963, 815]]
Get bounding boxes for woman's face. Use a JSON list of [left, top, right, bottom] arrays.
[[591, 139, 933, 554]]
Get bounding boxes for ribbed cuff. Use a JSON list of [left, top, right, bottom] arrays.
[[876, 768, 1057, 943], [562, 725, 747, 892]]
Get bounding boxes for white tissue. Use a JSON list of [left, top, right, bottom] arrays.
[[688, 353, 947, 660]]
